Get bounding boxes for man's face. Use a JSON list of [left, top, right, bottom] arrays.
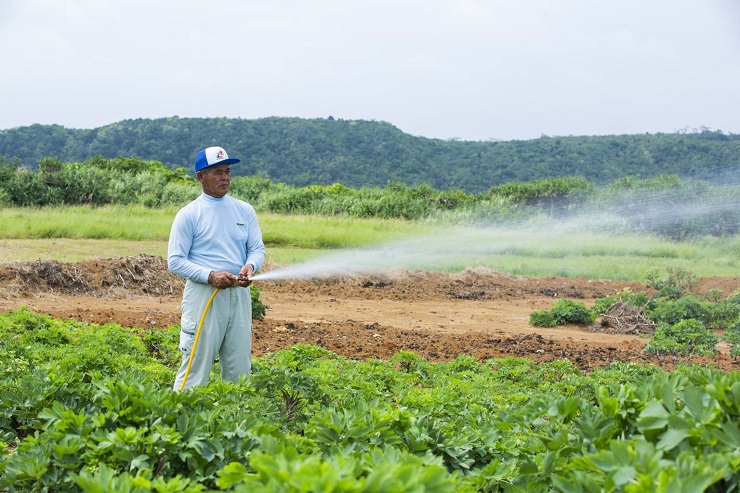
[[198, 164, 231, 198]]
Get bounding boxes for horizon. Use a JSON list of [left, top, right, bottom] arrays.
[[0, 116, 735, 144]]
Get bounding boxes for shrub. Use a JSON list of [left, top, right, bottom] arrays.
[[551, 299, 597, 325], [722, 317, 740, 359], [591, 296, 617, 316], [530, 310, 558, 327], [646, 267, 698, 299], [705, 289, 724, 302], [530, 299, 596, 327], [620, 290, 652, 308], [643, 319, 718, 356], [251, 286, 266, 321], [710, 294, 740, 331], [648, 296, 712, 326]]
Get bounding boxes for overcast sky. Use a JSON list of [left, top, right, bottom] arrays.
[[1, 0, 738, 142]]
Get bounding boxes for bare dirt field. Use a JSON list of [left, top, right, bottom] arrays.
[[2, 254, 740, 372]]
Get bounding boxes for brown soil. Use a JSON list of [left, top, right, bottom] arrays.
[[2, 255, 740, 372]]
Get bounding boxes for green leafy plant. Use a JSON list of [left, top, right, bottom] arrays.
[[710, 293, 740, 330], [643, 319, 718, 356], [648, 295, 712, 327], [6, 308, 740, 492], [705, 288, 724, 302], [646, 267, 698, 299], [251, 286, 266, 321], [722, 317, 740, 358], [530, 299, 596, 327], [530, 309, 558, 327], [251, 367, 330, 425]]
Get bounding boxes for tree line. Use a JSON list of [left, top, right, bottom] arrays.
[[0, 117, 738, 193], [1, 155, 738, 240]]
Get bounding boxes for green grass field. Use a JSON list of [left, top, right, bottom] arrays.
[[2, 205, 739, 281]]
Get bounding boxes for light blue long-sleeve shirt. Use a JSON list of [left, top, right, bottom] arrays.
[[167, 193, 266, 284]]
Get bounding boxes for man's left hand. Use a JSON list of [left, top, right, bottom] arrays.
[[237, 264, 255, 287]]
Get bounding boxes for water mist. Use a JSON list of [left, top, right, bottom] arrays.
[[250, 174, 740, 282]]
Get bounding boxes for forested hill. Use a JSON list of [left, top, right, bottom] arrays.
[[1, 117, 738, 193]]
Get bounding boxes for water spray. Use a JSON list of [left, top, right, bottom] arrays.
[[249, 180, 740, 282]]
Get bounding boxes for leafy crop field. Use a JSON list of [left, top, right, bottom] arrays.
[[3, 307, 740, 492], [2, 254, 740, 491]]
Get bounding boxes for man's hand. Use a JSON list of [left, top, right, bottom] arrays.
[[208, 270, 239, 289], [236, 263, 255, 287]]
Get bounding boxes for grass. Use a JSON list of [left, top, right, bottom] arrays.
[[440, 253, 736, 280], [0, 205, 178, 240], [260, 213, 435, 249], [1, 205, 739, 281], [0, 206, 433, 247]]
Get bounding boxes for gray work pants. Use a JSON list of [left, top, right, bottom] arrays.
[[173, 280, 252, 391]]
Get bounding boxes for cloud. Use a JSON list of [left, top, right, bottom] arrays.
[[0, 0, 738, 140]]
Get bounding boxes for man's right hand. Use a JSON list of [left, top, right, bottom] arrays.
[[208, 270, 239, 289]]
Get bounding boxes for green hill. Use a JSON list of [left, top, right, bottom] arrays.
[[1, 117, 738, 193]]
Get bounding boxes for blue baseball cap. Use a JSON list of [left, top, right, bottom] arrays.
[[195, 146, 241, 172]]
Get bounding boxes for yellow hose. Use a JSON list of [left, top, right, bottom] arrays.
[[179, 288, 219, 391]]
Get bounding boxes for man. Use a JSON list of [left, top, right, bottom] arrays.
[[168, 146, 265, 390]]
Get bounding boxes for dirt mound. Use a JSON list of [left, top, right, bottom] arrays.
[[0, 254, 183, 298], [261, 267, 648, 303]]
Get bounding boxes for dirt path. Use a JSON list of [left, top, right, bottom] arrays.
[[2, 255, 739, 372]]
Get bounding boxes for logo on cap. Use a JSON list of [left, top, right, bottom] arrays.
[[216, 150, 225, 159]]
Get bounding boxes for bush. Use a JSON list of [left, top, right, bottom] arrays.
[[646, 267, 698, 299], [530, 299, 596, 327], [722, 317, 740, 359], [530, 310, 558, 327], [251, 286, 266, 321], [591, 296, 617, 316], [551, 299, 597, 325], [643, 319, 718, 356], [710, 294, 740, 330], [648, 296, 712, 327]]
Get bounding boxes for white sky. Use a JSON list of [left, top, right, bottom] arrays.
[[1, 0, 738, 141]]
